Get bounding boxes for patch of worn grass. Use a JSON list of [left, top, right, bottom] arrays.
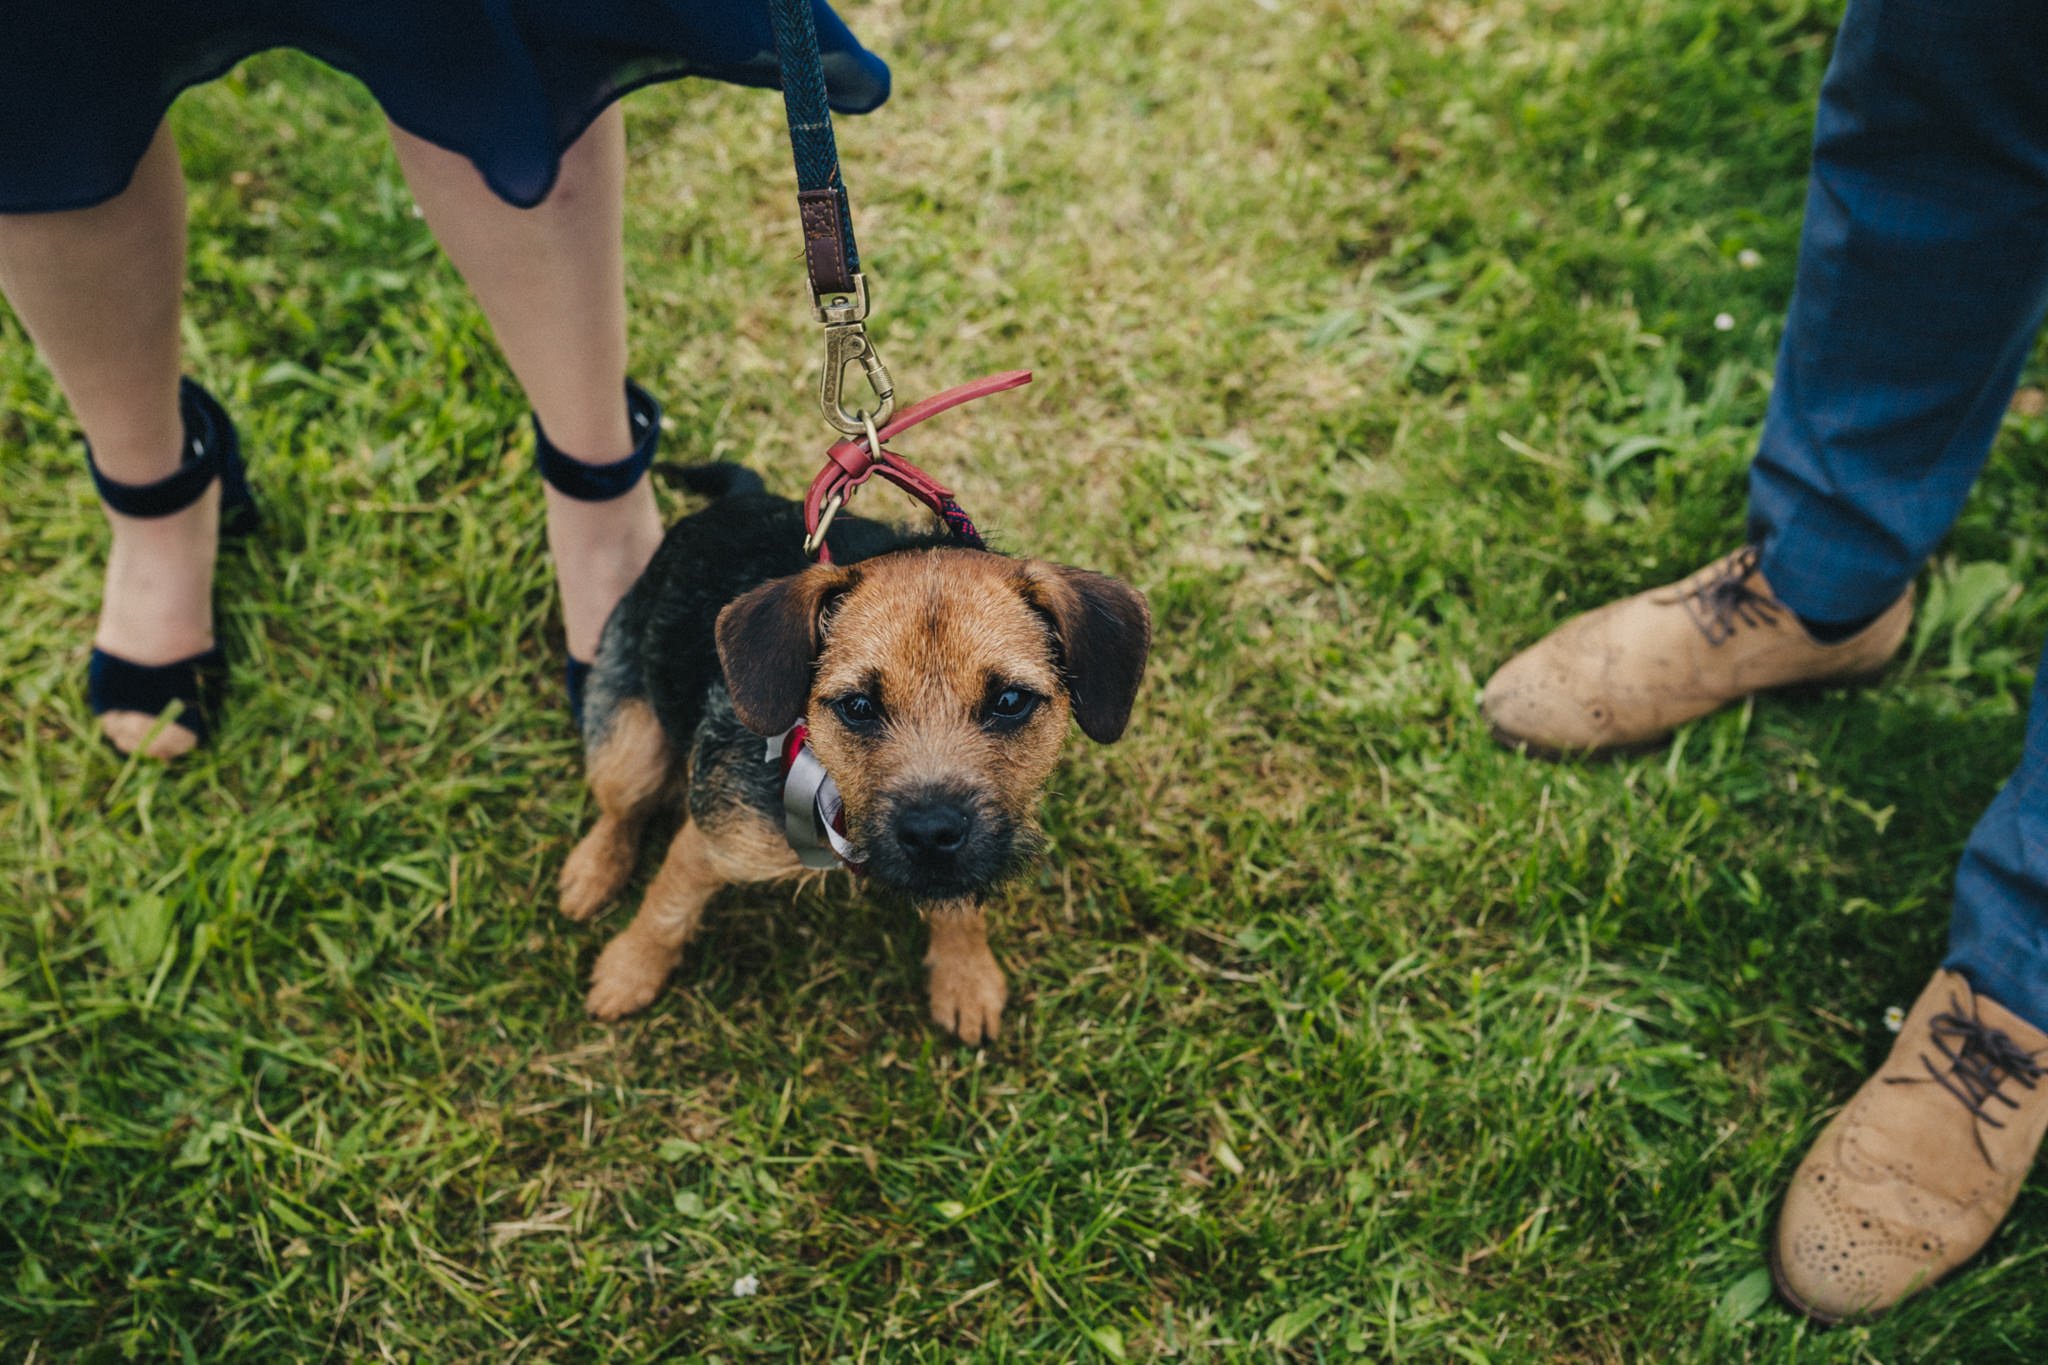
[[6, 0, 2048, 1358]]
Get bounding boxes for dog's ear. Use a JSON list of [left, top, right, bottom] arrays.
[[1020, 563, 1152, 743], [716, 565, 852, 735]]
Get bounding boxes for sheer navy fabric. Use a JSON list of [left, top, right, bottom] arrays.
[[1, 2, 890, 212]]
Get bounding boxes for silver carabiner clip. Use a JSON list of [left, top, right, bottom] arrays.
[[820, 321, 895, 436], [813, 274, 894, 436]]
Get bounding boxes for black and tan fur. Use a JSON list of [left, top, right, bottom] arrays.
[[560, 464, 1150, 1043]]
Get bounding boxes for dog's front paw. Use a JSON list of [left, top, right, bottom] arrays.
[[928, 949, 1007, 1045], [560, 823, 634, 922], [586, 930, 682, 1020]]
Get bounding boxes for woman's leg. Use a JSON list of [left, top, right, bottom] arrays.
[[0, 121, 214, 758], [388, 106, 663, 664]]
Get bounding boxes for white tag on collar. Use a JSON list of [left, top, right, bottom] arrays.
[[767, 726, 859, 870]]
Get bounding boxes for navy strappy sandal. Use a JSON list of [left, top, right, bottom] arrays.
[[86, 378, 258, 751], [533, 379, 661, 726]]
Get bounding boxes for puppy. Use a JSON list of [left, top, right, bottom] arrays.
[[558, 464, 1151, 1043]]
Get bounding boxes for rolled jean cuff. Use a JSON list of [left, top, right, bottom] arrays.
[[1749, 517, 1917, 627]]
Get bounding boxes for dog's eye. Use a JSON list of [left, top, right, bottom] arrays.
[[829, 692, 883, 734], [982, 686, 1042, 732]]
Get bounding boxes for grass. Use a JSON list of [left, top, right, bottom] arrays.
[[6, 0, 2048, 1357]]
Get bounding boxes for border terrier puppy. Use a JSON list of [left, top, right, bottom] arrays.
[[558, 464, 1151, 1043]]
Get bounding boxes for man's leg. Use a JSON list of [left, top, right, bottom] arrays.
[[1472, 0, 2048, 1322], [1483, 0, 2048, 755], [1776, 686, 2048, 1324], [1773, 603, 2048, 1332], [1748, 0, 2048, 628], [1945, 645, 2048, 1032], [1718, 0, 2048, 1324]]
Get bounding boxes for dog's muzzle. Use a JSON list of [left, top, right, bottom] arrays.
[[864, 784, 1013, 899]]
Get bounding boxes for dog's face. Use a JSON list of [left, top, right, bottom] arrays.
[[715, 548, 1151, 901]]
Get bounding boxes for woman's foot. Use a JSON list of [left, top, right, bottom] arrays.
[[91, 430, 222, 759]]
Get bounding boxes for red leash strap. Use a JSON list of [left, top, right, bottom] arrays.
[[801, 370, 1032, 563]]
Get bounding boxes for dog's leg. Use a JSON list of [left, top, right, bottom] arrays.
[[924, 901, 1007, 1044], [560, 699, 671, 922], [586, 817, 729, 1019]]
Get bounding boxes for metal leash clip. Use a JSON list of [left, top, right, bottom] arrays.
[[814, 274, 894, 436]]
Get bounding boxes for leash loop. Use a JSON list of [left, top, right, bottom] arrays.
[[800, 371, 1032, 563]]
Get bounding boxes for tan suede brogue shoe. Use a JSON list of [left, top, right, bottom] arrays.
[[1772, 970, 2048, 1323], [1481, 546, 1912, 755]]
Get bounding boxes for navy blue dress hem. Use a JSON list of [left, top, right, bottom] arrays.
[[1, 4, 890, 214]]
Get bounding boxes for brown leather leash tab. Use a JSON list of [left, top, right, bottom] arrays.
[[798, 188, 856, 296]]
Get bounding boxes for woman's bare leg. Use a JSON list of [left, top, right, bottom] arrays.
[[388, 107, 663, 663], [0, 121, 213, 758]]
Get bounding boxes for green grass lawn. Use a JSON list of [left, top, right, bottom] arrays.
[[8, 0, 2048, 1358]]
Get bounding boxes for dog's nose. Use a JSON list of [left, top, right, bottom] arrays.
[[895, 802, 973, 858]]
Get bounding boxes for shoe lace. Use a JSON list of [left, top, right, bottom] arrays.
[[1886, 992, 2046, 1167], [1677, 545, 1781, 646]]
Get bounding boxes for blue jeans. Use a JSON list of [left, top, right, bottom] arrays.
[[1744, 0, 2048, 1029]]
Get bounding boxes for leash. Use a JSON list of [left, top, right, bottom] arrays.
[[759, 3, 1034, 869], [762, 0, 1030, 565]]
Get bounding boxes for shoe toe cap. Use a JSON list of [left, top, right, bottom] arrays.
[[1481, 642, 1619, 753], [1774, 1160, 1945, 1322]]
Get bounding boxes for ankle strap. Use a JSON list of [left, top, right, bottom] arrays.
[[534, 381, 661, 502], [85, 378, 225, 518]]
